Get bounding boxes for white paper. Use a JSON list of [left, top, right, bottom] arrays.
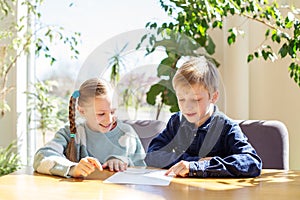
[[103, 168, 173, 186]]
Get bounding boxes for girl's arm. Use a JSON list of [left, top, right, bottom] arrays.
[[33, 127, 77, 177]]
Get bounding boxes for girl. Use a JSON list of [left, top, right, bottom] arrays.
[[33, 78, 146, 178]]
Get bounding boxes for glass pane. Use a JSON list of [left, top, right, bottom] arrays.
[[33, 0, 172, 147]]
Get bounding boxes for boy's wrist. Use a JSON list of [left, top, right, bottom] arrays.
[[189, 161, 208, 177]]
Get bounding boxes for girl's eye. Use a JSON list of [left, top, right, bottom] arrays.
[[97, 113, 105, 116], [178, 98, 184, 102]]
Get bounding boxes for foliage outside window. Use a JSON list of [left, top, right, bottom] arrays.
[[26, 80, 68, 145], [0, 141, 20, 176], [0, 0, 80, 117], [107, 43, 164, 120], [1, 0, 79, 169], [138, 0, 300, 118]]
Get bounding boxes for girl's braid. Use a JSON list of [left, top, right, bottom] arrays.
[[65, 94, 78, 162]]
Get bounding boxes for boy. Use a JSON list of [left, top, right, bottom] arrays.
[[145, 56, 262, 177]]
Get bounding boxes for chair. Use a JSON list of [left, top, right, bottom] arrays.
[[238, 120, 289, 170], [123, 120, 166, 152], [124, 119, 289, 170]]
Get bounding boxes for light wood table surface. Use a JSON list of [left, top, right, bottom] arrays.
[[0, 167, 300, 200]]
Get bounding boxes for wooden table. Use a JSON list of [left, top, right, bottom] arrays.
[[1, 167, 300, 200]]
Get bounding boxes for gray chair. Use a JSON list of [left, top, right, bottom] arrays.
[[125, 119, 289, 170], [238, 120, 289, 170], [123, 120, 166, 152]]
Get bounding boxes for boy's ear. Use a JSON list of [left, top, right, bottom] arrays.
[[211, 91, 219, 103]]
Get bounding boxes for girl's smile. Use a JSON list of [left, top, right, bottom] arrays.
[[79, 95, 116, 133]]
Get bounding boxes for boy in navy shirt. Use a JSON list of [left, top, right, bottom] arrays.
[[145, 56, 262, 177]]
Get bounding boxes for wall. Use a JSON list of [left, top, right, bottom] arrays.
[[0, 72, 17, 148], [216, 14, 300, 170], [0, 4, 17, 148], [0, 1, 29, 164]]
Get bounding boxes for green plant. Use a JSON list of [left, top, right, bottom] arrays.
[[143, 32, 203, 118], [139, 0, 300, 118], [108, 43, 128, 86], [26, 80, 68, 145], [118, 72, 151, 119], [0, 141, 21, 176], [0, 0, 80, 117]]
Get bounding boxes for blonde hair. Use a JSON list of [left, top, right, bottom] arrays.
[[172, 56, 219, 96], [66, 78, 112, 162]]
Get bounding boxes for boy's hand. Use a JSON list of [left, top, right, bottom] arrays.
[[102, 158, 128, 172], [69, 157, 102, 177], [165, 160, 190, 177]]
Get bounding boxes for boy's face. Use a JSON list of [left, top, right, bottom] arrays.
[[175, 83, 218, 127], [78, 95, 116, 133]]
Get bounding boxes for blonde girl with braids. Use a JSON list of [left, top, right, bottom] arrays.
[[33, 78, 146, 178]]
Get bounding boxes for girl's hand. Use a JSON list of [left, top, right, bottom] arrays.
[[69, 157, 102, 177], [165, 160, 190, 177], [102, 158, 128, 172]]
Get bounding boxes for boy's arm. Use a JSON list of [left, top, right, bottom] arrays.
[[190, 153, 261, 177], [189, 124, 262, 177], [145, 113, 200, 168]]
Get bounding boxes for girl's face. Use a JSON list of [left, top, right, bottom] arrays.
[[78, 95, 116, 133], [175, 83, 218, 127]]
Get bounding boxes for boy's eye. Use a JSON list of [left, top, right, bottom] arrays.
[[97, 113, 105, 116]]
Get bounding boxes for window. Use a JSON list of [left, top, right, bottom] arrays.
[[31, 0, 172, 151]]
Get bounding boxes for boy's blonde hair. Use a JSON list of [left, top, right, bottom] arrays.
[[172, 56, 219, 96]]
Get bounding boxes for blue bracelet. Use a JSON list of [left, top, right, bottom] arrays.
[[70, 133, 76, 138]]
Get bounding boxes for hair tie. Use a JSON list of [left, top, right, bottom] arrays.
[[72, 90, 80, 98], [70, 133, 76, 138]]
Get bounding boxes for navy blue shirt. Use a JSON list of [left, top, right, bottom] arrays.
[[145, 111, 262, 177]]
